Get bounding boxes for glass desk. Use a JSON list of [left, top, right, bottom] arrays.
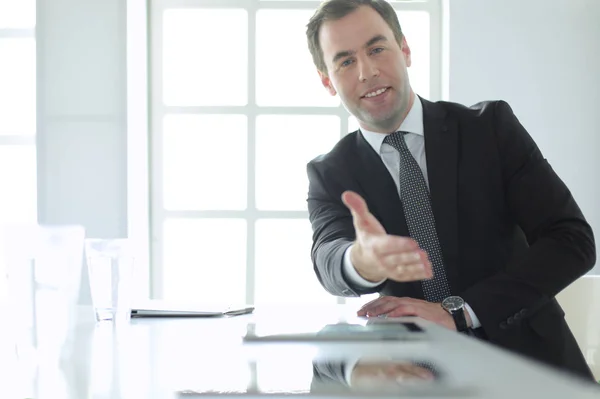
[[2, 304, 598, 398]]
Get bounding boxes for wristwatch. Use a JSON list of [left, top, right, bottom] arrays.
[[441, 296, 469, 333]]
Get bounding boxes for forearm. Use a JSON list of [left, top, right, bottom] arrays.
[[312, 239, 382, 297]]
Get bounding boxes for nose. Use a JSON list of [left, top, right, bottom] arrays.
[[358, 56, 380, 82]]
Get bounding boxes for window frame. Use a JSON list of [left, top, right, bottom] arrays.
[[147, 0, 443, 302]]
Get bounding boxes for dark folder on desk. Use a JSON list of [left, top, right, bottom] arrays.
[[130, 300, 254, 318], [243, 320, 426, 342]]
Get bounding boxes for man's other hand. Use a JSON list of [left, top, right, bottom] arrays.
[[358, 296, 473, 330]]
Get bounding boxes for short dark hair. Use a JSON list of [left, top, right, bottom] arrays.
[[306, 0, 404, 74]]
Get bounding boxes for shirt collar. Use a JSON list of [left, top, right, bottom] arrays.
[[359, 96, 424, 154]]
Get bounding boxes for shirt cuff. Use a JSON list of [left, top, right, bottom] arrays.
[[343, 245, 386, 288], [343, 357, 361, 386], [464, 303, 481, 329]]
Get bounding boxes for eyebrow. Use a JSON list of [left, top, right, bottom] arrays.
[[365, 34, 388, 48], [331, 35, 389, 64]]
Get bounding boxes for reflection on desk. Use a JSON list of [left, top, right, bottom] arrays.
[[178, 355, 471, 398], [4, 304, 600, 399], [312, 357, 442, 389]]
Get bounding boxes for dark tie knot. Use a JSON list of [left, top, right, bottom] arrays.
[[383, 131, 410, 152]]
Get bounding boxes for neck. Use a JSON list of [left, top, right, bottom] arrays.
[[360, 90, 416, 133], [400, 91, 416, 127]]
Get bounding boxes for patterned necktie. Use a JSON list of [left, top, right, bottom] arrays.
[[383, 131, 451, 302]]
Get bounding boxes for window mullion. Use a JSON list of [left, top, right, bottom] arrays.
[[148, 0, 440, 304], [246, 0, 259, 305]]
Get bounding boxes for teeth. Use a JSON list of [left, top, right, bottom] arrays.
[[365, 87, 388, 98]]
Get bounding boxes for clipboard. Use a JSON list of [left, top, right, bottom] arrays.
[[130, 300, 255, 318]]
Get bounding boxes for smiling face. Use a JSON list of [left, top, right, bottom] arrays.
[[318, 5, 415, 133]]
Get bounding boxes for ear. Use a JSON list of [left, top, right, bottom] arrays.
[[401, 36, 412, 67], [318, 70, 337, 96]]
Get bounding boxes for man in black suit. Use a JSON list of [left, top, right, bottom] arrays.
[[305, 0, 596, 380]]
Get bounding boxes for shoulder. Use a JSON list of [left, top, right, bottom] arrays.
[[309, 130, 360, 169], [426, 98, 514, 120]]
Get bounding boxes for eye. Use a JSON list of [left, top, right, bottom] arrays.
[[371, 47, 384, 55], [341, 59, 354, 67]]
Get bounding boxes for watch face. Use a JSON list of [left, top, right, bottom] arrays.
[[442, 296, 464, 312]]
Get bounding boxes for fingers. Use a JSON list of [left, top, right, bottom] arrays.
[[393, 364, 435, 381], [368, 301, 411, 317], [379, 249, 433, 280], [379, 248, 425, 266], [370, 235, 420, 257], [385, 306, 419, 318], [358, 296, 417, 317], [353, 362, 434, 385], [357, 296, 391, 316], [358, 296, 424, 317], [365, 236, 433, 281], [390, 264, 431, 281]]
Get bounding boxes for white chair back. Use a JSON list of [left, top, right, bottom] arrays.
[[557, 275, 600, 380]]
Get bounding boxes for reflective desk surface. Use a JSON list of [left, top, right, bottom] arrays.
[[2, 305, 599, 398]]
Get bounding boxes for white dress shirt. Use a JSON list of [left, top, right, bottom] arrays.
[[342, 97, 481, 329]]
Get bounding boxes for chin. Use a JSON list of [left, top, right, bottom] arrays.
[[367, 113, 400, 130]]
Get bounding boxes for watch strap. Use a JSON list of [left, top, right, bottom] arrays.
[[451, 308, 469, 332]]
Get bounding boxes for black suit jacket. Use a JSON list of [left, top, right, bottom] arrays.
[[307, 98, 596, 380]]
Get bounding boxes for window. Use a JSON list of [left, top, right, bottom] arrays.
[[0, 0, 38, 298], [149, 0, 442, 304]]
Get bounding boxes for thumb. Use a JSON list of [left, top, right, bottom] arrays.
[[342, 190, 369, 219], [341, 191, 386, 235]]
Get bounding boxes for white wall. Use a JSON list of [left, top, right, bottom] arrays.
[[445, 0, 600, 274], [36, 0, 128, 239]]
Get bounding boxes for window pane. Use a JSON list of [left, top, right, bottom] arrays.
[[0, 38, 36, 135], [398, 11, 430, 99], [0, 146, 37, 224], [256, 115, 340, 210], [162, 218, 246, 303], [0, 0, 35, 28], [254, 219, 336, 305], [256, 10, 338, 107], [162, 114, 247, 210], [162, 9, 248, 106]]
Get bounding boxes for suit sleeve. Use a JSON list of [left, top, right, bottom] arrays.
[[311, 361, 350, 392], [460, 101, 596, 341], [307, 160, 383, 297]]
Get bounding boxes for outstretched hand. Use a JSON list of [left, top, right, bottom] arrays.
[[341, 191, 433, 283]]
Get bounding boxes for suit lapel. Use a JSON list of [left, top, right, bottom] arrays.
[[353, 131, 407, 236], [421, 98, 461, 294]]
